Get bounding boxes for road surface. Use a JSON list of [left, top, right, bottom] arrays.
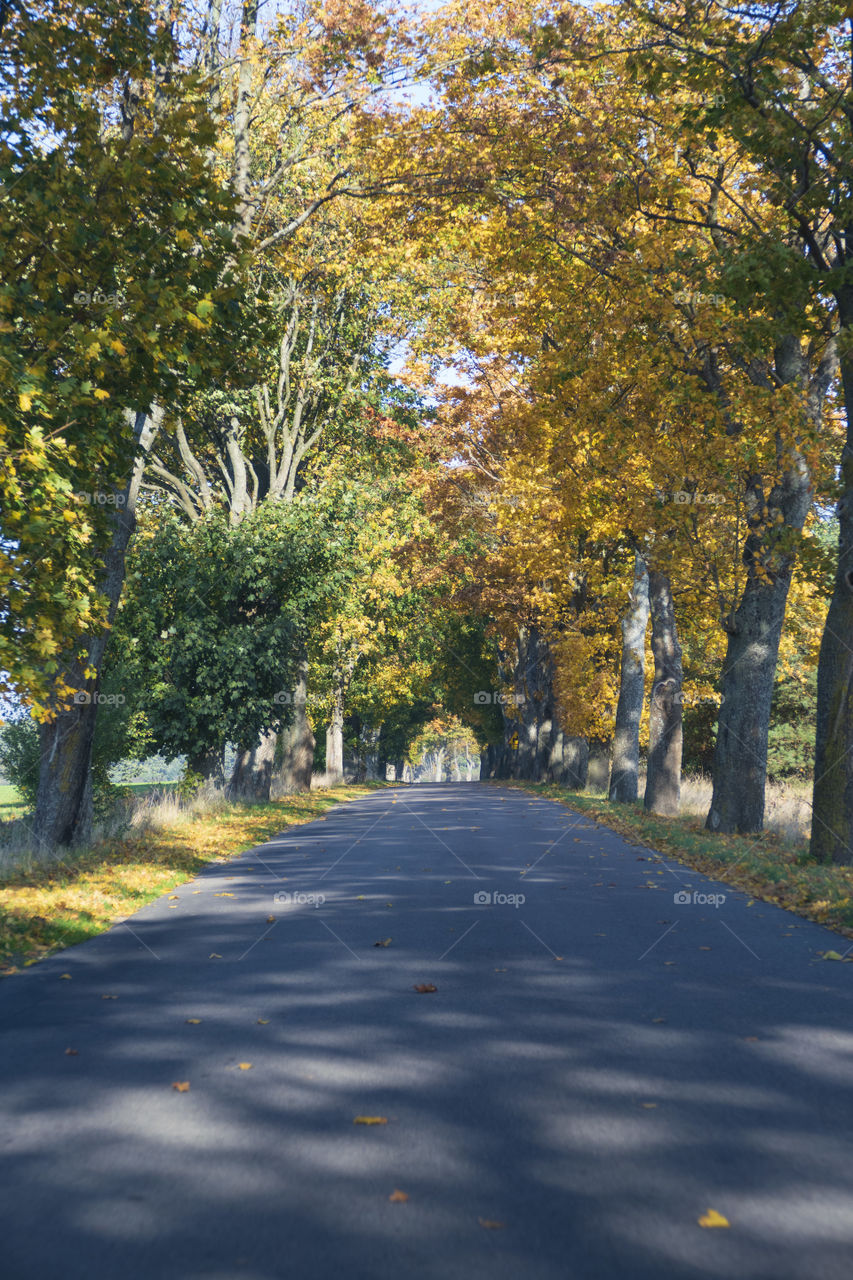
[[1, 783, 853, 1279]]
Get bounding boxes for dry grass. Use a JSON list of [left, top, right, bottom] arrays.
[[677, 773, 812, 847]]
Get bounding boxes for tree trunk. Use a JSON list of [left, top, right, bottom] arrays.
[[811, 329, 853, 861], [274, 659, 314, 794], [644, 570, 683, 816], [609, 553, 650, 803], [587, 739, 611, 791], [189, 745, 227, 790], [33, 409, 161, 848], [393, 757, 405, 782], [325, 686, 344, 784], [705, 334, 831, 834], [228, 731, 276, 801]]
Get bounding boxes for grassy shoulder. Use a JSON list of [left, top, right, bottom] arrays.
[[0, 783, 388, 974], [506, 781, 853, 940]]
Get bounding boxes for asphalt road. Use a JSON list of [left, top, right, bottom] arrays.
[[2, 782, 853, 1280]]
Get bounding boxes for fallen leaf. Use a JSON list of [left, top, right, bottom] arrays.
[[172, 1081, 190, 1092], [214, 892, 236, 898], [699, 946, 712, 951], [186, 1018, 201, 1024], [266, 915, 276, 923], [652, 1017, 666, 1023], [238, 1062, 252, 1070], [102, 994, 117, 1000], [60, 974, 71, 979], [641, 1102, 657, 1109], [65, 1048, 78, 1056], [257, 1018, 269, 1025], [209, 953, 222, 959], [389, 1190, 409, 1202], [354, 1116, 387, 1125], [698, 1209, 730, 1229], [374, 938, 392, 947], [743, 1036, 759, 1042], [478, 1218, 505, 1230], [823, 950, 843, 961], [413, 983, 437, 993]]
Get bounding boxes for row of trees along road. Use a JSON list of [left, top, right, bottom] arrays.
[[3, 0, 853, 865]]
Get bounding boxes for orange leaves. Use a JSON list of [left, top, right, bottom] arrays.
[[413, 983, 437, 993], [172, 1081, 190, 1092]]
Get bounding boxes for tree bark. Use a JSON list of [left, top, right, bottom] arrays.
[[644, 570, 683, 816], [188, 745, 227, 790], [325, 685, 344, 784], [587, 739, 611, 791], [273, 659, 314, 794], [609, 553, 650, 803], [33, 409, 161, 848], [228, 731, 276, 801], [811, 320, 853, 862]]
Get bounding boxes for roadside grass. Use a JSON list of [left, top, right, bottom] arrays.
[[0, 783, 388, 974], [508, 781, 853, 941]]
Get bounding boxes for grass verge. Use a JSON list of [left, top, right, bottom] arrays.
[[0, 783, 387, 975], [508, 781, 853, 941]]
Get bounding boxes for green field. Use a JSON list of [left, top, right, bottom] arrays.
[[0, 785, 23, 820]]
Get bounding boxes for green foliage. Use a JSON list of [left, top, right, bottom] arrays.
[[114, 503, 334, 763], [0, 0, 245, 712]]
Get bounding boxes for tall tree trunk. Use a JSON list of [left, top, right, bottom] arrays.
[[706, 335, 832, 834], [609, 553, 650, 803], [645, 570, 683, 816], [274, 659, 314, 794], [705, 454, 812, 835], [325, 686, 344, 784], [812, 321, 853, 862], [33, 409, 161, 848]]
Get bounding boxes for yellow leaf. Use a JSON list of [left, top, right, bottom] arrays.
[[389, 1189, 409, 1202], [257, 1018, 269, 1025], [93, 389, 110, 400], [172, 1081, 190, 1092], [823, 950, 843, 961], [698, 1209, 730, 1228], [238, 1062, 252, 1070], [186, 1018, 201, 1024], [353, 1116, 387, 1125], [18, 392, 32, 411]]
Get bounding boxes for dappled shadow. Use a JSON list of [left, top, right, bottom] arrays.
[[1, 784, 853, 1279]]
